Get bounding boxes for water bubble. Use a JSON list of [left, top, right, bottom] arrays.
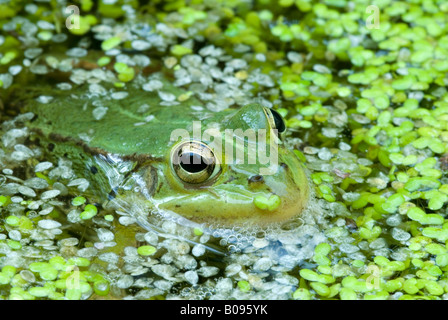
[[34, 162, 53, 173], [99, 252, 119, 265], [40, 190, 61, 200], [391, 228, 411, 242], [56, 82, 72, 90], [38, 219, 62, 229], [226, 59, 247, 70], [24, 177, 49, 190], [89, 84, 107, 96], [111, 92, 128, 100], [2, 128, 28, 148], [66, 47, 87, 57], [339, 243, 360, 254], [11, 151, 30, 161], [52, 33, 68, 43], [30, 65, 49, 75], [67, 178, 89, 191], [386, 214, 402, 227], [131, 40, 151, 51], [118, 216, 135, 226], [117, 275, 134, 289], [158, 91, 176, 102], [313, 64, 331, 74], [11, 196, 23, 203], [24, 48, 43, 59], [192, 244, 206, 257], [18, 186, 36, 197], [58, 237, 79, 246], [37, 20, 55, 30], [151, 264, 177, 279], [39, 206, 54, 216], [2, 186, 20, 200], [199, 45, 224, 57], [197, 266, 219, 278], [184, 270, 199, 285], [36, 95, 53, 104], [0, 73, 13, 89], [369, 238, 387, 249], [77, 247, 98, 258], [92, 106, 108, 120], [97, 228, 115, 242], [225, 263, 241, 277], [133, 54, 150, 67], [322, 127, 339, 138], [9, 65, 22, 76], [287, 51, 302, 63], [25, 4, 38, 14], [27, 211, 39, 219], [253, 258, 273, 272], [20, 270, 36, 283], [318, 148, 333, 160], [144, 231, 158, 245], [9, 230, 21, 241]]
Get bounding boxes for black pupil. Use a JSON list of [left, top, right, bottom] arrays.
[[271, 109, 286, 133], [180, 152, 208, 173]]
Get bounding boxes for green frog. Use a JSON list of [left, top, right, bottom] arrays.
[[7, 75, 310, 228]]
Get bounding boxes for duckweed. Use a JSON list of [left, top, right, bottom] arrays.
[[68, 258, 90, 268], [299, 269, 320, 282], [49, 256, 66, 271], [137, 245, 157, 256], [80, 204, 98, 220], [407, 207, 444, 225], [339, 288, 357, 300], [5, 215, 20, 226], [114, 62, 135, 83], [0, 273, 11, 285], [253, 195, 281, 211], [93, 280, 110, 296], [101, 36, 121, 51], [237, 280, 251, 293], [193, 228, 204, 236], [292, 288, 311, 300], [28, 286, 50, 298], [0, 195, 9, 206], [309, 282, 330, 297], [71, 196, 86, 206]]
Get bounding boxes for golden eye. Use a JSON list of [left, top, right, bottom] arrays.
[[171, 141, 219, 184], [263, 107, 286, 135]]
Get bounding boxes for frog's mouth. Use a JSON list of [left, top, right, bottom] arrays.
[[158, 191, 306, 227]]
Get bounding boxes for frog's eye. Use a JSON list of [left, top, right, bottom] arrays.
[[171, 141, 219, 184], [263, 108, 286, 135]]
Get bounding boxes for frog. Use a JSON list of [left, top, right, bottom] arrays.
[[6, 74, 310, 228]]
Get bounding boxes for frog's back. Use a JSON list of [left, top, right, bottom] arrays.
[[15, 79, 227, 159]]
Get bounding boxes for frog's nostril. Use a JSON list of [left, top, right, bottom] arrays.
[[248, 175, 264, 183]]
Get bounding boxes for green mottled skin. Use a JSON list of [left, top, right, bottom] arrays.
[[10, 76, 309, 226]]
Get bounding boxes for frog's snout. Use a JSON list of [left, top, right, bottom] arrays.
[[248, 174, 264, 183]]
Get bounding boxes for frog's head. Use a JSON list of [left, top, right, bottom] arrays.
[[152, 103, 310, 227]]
